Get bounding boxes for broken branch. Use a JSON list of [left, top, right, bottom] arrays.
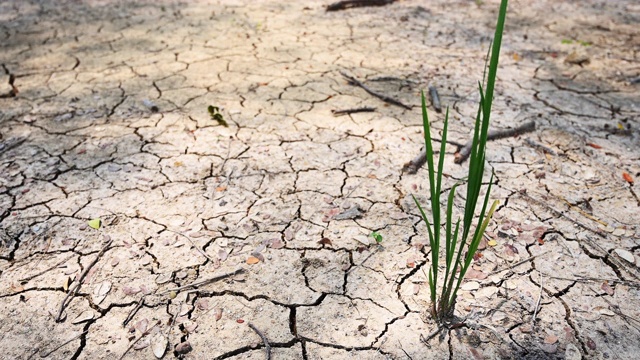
[[340, 72, 411, 110], [159, 267, 245, 295], [327, 0, 395, 12], [331, 107, 376, 116], [56, 239, 113, 322], [454, 120, 536, 164], [487, 250, 550, 275], [248, 323, 272, 360]]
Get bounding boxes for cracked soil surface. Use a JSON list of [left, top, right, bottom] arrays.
[[1, 0, 640, 359]]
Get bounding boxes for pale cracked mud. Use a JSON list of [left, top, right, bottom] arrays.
[[1, 0, 639, 359]]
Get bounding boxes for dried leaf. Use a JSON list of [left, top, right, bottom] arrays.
[[586, 142, 602, 149], [236, 319, 244, 324], [196, 299, 210, 311], [133, 337, 150, 350], [318, 238, 332, 245], [253, 253, 265, 262], [72, 310, 94, 324], [246, 256, 260, 265], [155, 273, 172, 284], [504, 244, 518, 257], [406, 258, 415, 268], [183, 321, 198, 333], [466, 269, 488, 280], [269, 238, 285, 249], [473, 252, 483, 261], [175, 341, 192, 354], [123, 286, 140, 296], [622, 172, 634, 185], [544, 335, 558, 344], [334, 206, 363, 220], [152, 333, 167, 358], [487, 239, 498, 247], [601, 281, 614, 296], [614, 248, 635, 263], [213, 308, 223, 321], [135, 318, 149, 333]]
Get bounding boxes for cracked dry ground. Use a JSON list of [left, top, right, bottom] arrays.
[[0, 0, 639, 359]]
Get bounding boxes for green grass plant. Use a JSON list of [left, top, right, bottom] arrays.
[[412, 0, 507, 323]]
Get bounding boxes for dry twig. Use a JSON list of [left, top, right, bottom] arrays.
[[56, 239, 113, 322], [159, 268, 246, 295], [37, 330, 88, 358], [340, 72, 411, 110], [248, 323, 271, 360], [487, 251, 550, 276], [327, 0, 395, 11], [164, 228, 216, 263], [19, 254, 75, 283], [331, 107, 376, 116], [531, 271, 544, 325], [454, 121, 536, 164], [123, 296, 147, 327], [403, 122, 534, 173]]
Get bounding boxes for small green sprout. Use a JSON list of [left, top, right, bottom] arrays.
[[370, 231, 383, 243]]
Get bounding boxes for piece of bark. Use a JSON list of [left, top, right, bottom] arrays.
[[327, 0, 395, 12], [428, 86, 442, 113]]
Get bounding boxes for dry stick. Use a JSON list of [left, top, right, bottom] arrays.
[[123, 295, 146, 327], [340, 72, 412, 110], [164, 228, 215, 263], [19, 254, 75, 283], [487, 251, 550, 276], [38, 330, 88, 358], [118, 321, 160, 360], [347, 245, 381, 274], [524, 137, 557, 156], [420, 325, 445, 346], [454, 120, 536, 164], [159, 268, 246, 295], [404, 120, 536, 173], [331, 107, 376, 116], [531, 271, 544, 326], [56, 239, 113, 322], [327, 0, 395, 11], [248, 323, 272, 360], [402, 139, 465, 174]]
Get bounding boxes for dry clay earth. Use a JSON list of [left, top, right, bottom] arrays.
[[1, 0, 639, 359]]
